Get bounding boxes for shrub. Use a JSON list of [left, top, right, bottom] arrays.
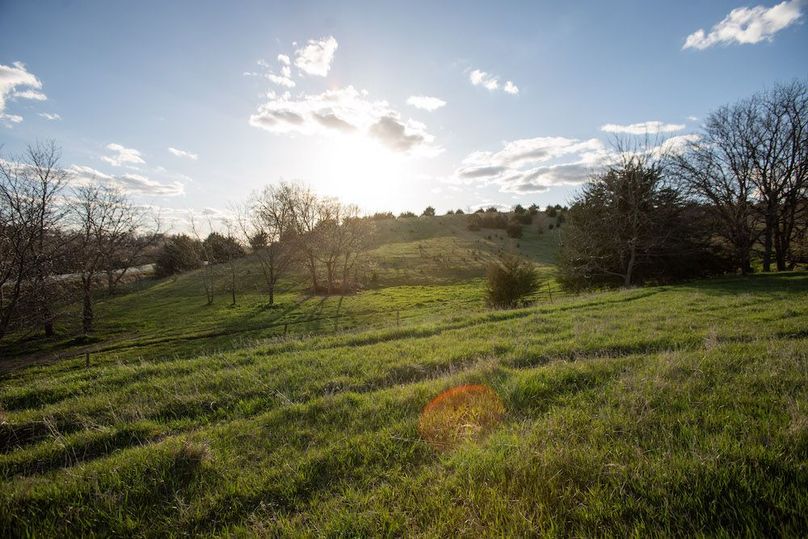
[[485, 255, 539, 308], [398, 211, 416, 218], [506, 223, 523, 238], [455, 208, 464, 215], [422, 206, 436, 217], [155, 234, 202, 277], [203, 232, 245, 264]]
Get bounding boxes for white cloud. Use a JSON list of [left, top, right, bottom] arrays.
[[277, 54, 290, 65], [600, 120, 686, 135], [12, 89, 47, 101], [469, 68, 520, 95], [406, 95, 446, 111], [683, 0, 803, 50], [249, 85, 440, 156], [687, 115, 699, 122], [38, 112, 61, 120], [0, 61, 46, 126], [168, 147, 198, 160], [450, 136, 607, 193], [101, 143, 145, 167], [267, 73, 295, 88], [1, 113, 23, 126], [294, 36, 338, 76], [470, 69, 499, 91], [68, 165, 184, 196]]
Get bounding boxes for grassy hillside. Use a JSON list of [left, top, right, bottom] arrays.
[[0, 213, 561, 366], [1, 273, 806, 536]]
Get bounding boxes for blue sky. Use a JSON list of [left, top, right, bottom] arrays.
[[1, 0, 806, 227]]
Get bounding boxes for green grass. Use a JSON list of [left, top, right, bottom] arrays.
[[0, 213, 561, 365], [1, 272, 806, 536]]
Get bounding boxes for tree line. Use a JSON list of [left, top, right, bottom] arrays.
[[0, 141, 160, 339], [560, 80, 807, 289]]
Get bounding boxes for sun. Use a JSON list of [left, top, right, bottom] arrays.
[[314, 134, 412, 210]]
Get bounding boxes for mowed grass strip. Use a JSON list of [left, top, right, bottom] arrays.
[[0, 273, 806, 536]]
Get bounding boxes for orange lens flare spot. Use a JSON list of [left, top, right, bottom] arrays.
[[418, 384, 505, 451]]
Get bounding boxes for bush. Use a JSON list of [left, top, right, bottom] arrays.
[[485, 255, 539, 308], [202, 232, 245, 264], [506, 223, 523, 238], [155, 234, 202, 277], [398, 211, 416, 219], [422, 206, 436, 217]]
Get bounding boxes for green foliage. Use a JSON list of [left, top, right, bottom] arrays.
[[485, 255, 539, 307], [422, 206, 436, 217], [558, 159, 732, 290], [398, 211, 416, 219], [154, 235, 202, 277]]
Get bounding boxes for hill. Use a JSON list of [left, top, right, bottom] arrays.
[[1, 272, 806, 536], [0, 213, 561, 367]]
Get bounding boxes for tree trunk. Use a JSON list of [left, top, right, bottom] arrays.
[[82, 277, 93, 335], [230, 262, 236, 306], [268, 264, 275, 305], [307, 255, 318, 292], [107, 270, 115, 296], [624, 240, 636, 287]]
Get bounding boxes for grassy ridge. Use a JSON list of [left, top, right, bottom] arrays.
[[1, 273, 806, 536]]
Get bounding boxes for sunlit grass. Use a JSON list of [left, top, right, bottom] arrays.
[[0, 272, 805, 535]]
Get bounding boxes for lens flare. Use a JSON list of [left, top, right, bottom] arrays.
[[418, 384, 505, 451]]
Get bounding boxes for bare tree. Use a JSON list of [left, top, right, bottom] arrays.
[[0, 141, 67, 338], [101, 211, 161, 296], [239, 184, 299, 305], [673, 80, 808, 273], [671, 104, 760, 274], [334, 205, 371, 294], [284, 183, 324, 292], [190, 217, 215, 305], [312, 197, 342, 294], [751, 81, 808, 270], [70, 185, 143, 334]]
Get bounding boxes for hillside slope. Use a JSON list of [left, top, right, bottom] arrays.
[[0, 213, 561, 366], [1, 273, 806, 536]]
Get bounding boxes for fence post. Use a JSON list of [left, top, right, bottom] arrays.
[[85, 352, 90, 368]]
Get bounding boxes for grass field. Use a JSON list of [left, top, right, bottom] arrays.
[[1, 269, 806, 536], [0, 214, 562, 366]]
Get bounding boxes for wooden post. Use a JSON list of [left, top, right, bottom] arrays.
[[85, 352, 90, 368]]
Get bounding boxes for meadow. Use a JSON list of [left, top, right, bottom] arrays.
[[0, 216, 806, 536]]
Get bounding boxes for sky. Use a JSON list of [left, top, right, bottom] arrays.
[[1, 0, 806, 228]]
